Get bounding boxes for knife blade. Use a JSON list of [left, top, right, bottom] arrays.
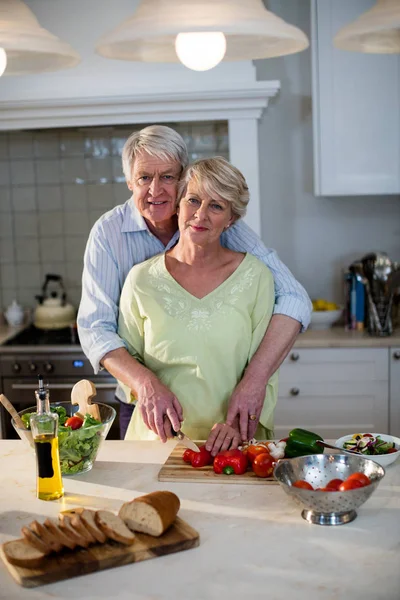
[[171, 428, 200, 452]]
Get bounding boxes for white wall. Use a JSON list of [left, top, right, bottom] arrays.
[[256, 0, 400, 304]]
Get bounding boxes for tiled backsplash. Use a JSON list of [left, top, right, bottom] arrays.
[[0, 121, 229, 316]]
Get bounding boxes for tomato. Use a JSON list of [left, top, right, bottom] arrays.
[[247, 444, 271, 464], [183, 449, 194, 464], [346, 472, 371, 487], [325, 478, 344, 491], [252, 453, 274, 478], [338, 478, 363, 491], [292, 480, 314, 490], [387, 448, 398, 454], [65, 416, 83, 430]]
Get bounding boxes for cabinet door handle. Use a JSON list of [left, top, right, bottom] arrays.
[[290, 352, 300, 362], [394, 351, 400, 360], [290, 387, 300, 396]]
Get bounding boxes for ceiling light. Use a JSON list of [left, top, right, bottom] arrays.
[[175, 32, 227, 71], [96, 0, 309, 71], [0, 0, 80, 76], [334, 0, 400, 54]]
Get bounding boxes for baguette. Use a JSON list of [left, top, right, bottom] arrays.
[[119, 491, 180, 537], [30, 520, 63, 553], [3, 539, 45, 569], [44, 518, 77, 551], [21, 526, 52, 555], [58, 514, 90, 548], [95, 510, 135, 545]]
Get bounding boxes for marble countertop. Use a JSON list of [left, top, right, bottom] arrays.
[[0, 440, 399, 599]]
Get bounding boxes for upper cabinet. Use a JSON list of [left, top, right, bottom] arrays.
[[311, 0, 400, 196]]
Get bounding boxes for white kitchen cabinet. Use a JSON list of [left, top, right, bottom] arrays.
[[311, 0, 400, 196], [389, 347, 400, 437], [274, 348, 389, 439]]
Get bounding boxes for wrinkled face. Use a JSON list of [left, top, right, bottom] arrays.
[[178, 179, 234, 246], [128, 151, 182, 228]]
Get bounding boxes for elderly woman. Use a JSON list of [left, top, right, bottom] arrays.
[[118, 157, 278, 452]]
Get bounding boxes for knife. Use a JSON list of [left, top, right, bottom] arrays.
[[170, 427, 200, 453]]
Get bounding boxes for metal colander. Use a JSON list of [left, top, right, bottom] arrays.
[[274, 454, 385, 526]]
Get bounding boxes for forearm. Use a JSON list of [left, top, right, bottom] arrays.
[[243, 314, 301, 389], [101, 347, 157, 395]]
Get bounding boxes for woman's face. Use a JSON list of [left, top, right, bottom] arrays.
[[178, 179, 234, 246]]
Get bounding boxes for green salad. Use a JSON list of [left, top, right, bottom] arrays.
[[22, 406, 103, 475]]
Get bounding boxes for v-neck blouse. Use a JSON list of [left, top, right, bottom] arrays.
[[118, 252, 279, 441]]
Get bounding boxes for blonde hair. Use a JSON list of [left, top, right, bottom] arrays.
[[178, 157, 249, 219], [122, 125, 189, 181]]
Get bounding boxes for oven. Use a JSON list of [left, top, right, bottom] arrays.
[[0, 326, 120, 439]]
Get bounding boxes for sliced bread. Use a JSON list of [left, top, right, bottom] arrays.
[[119, 491, 180, 537], [3, 539, 46, 569], [21, 526, 52, 555], [80, 509, 107, 544], [95, 510, 135, 545], [29, 520, 63, 553], [69, 514, 97, 544], [43, 518, 77, 551], [58, 514, 90, 548]]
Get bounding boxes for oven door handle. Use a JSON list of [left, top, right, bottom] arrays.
[[11, 383, 117, 390]]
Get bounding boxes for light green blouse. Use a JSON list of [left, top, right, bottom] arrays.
[[118, 252, 278, 441]]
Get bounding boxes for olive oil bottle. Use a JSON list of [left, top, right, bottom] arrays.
[[30, 376, 64, 501]]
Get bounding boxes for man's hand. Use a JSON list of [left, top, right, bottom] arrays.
[[205, 420, 241, 457], [135, 377, 183, 443], [225, 379, 266, 442]]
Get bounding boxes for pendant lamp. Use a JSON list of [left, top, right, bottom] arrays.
[[96, 0, 309, 71], [0, 0, 80, 76], [334, 0, 400, 54]]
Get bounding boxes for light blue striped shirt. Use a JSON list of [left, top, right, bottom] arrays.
[[77, 199, 312, 377]]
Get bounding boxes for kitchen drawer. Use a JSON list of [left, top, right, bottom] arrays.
[[280, 348, 388, 383]]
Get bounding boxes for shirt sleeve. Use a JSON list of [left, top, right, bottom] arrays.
[[221, 220, 312, 331], [77, 221, 127, 373]]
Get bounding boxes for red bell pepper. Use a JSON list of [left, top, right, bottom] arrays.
[[182, 446, 213, 468], [213, 449, 248, 475]]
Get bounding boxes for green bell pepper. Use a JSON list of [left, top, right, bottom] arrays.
[[285, 428, 324, 458]]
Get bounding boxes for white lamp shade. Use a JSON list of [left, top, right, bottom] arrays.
[[96, 0, 309, 63], [0, 0, 80, 75], [334, 0, 400, 54]]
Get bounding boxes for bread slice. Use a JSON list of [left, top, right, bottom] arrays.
[[69, 514, 97, 544], [95, 510, 135, 545], [43, 518, 76, 551], [29, 520, 63, 553], [58, 514, 90, 548], [3, 539, 45, 569], [80, 509, 107, 543], [21, 526, 52, 555], [119, 491, 180, 537]]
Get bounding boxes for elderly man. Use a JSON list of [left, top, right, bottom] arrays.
[[77, 125, 312, 451]]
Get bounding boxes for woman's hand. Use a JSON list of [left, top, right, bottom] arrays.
[[205, 421, 241, 457], [225, 378, 266, 442], [135, 376, 183, 443]]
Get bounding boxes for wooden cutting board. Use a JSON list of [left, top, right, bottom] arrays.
[[1, 517, 199, 588], [158, 443, 278, 485]]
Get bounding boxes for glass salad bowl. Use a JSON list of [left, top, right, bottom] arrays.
[[274, 453, 385, 526], [12, 401, 116, 476]]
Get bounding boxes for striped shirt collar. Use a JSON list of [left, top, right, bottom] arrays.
[[121, 198, 149, 233]]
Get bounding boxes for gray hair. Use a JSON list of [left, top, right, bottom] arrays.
[[122, 125, 189, 181], [178, 157, 249, 219]]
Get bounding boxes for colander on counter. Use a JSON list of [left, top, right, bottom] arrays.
[[274, 454, 385, 526]]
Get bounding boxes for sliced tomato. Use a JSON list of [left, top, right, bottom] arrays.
[[252, 453, 274, 478], [292, 480, 314, 490], [346, 472, 371, 487], [247, 444, 271, 464], [338, 478, 364, 491], [182, 449, 194, 464], [65, 416, 83, 430], [325, 478, 344, 491], [387, 448, 398, 454]]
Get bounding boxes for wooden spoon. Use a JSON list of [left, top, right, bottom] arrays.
[[71, 380, 101, 421], [0, 394, 33, 447]]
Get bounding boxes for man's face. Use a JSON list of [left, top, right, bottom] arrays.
[[128, 151, 182, 229]]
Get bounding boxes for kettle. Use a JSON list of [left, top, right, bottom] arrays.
[[34, 274, 76, 330]]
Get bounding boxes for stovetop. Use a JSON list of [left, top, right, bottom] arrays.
[[3, 325, 80, 346]]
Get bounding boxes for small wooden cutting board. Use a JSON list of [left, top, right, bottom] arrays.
[[158, 443, 278, 485], [1, 517, 199, 588]]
